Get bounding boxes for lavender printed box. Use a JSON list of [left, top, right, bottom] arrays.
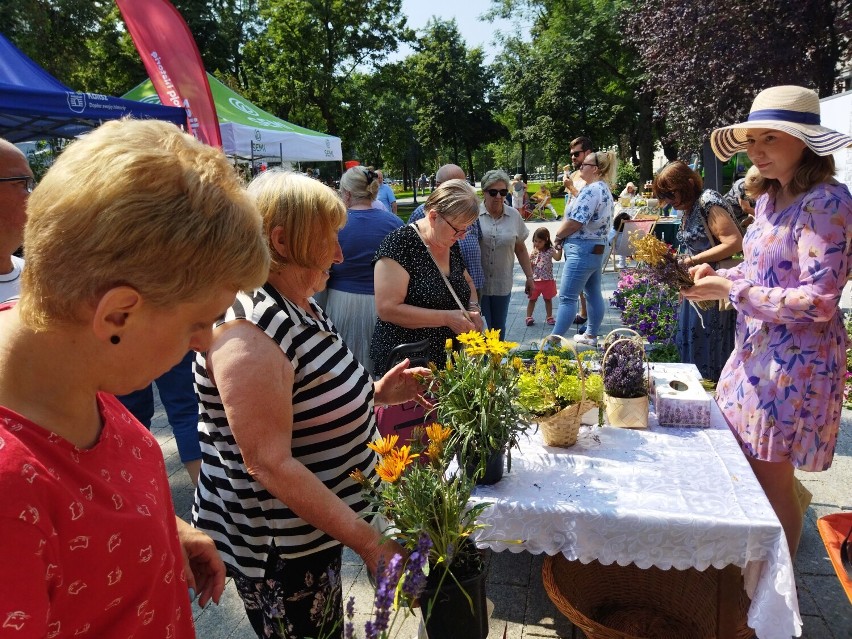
[[651, 370, 711, 427]]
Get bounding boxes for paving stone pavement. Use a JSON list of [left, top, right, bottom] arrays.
[[154, 220, 852, 638]]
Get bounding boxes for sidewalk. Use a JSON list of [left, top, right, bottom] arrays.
[[155, 219, 852, 637]]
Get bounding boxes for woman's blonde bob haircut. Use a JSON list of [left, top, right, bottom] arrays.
[[424, 178, 479, 224], [586, 150, 618, 186], [20, 119, 270, 330], [247, 170, 347, 270]]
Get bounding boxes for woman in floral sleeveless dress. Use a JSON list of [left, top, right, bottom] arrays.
[[685, 86, 852, 558]]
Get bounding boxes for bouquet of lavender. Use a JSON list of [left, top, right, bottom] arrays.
[[629, 232, 714, 310], [601, 335, 647, 399]]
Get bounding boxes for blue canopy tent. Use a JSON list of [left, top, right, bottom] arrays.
[[0, 32, 185, 142]]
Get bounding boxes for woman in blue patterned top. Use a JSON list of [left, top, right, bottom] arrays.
[[551, 151, 617, 346], [653, 161, 743, 381]]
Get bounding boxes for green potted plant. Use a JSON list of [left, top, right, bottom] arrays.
[[517, 340, 603, 447], [601, 333, 650, 429], [429, 330, 531, 484], [352, 424, 491, 639]]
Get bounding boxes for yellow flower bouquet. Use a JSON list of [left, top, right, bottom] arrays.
[[429, 330, 531, 484]]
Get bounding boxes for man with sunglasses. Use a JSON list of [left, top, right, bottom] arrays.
[[561, 136, 594, 330], [409, 164, 484, 300], [0, 139, 33, 303]]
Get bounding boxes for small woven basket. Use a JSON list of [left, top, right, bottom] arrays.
[[537, 336, 595, 447], [542, 555, 753, 639], [601, 334, 649, 429]]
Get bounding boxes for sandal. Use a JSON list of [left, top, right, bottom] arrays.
[[545, 316, 555, 325], [525, 316, 535, 326]]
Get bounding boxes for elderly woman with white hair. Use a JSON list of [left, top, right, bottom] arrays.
[[478, 169, 535, 337]]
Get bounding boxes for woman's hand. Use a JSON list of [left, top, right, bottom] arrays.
[[175, 517, 226, 608], [360, 536, 408, 581], [470, 310, 484, 332], [681, 272, 733, 302], [374, 357, 433, 409], [445, 309, 476, 334]]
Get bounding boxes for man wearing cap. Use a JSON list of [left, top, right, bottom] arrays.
[[409, 163, 484, 300], [0, 139, 33, 303]]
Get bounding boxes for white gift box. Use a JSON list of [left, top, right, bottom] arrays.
[[651, 369, 711, 427]]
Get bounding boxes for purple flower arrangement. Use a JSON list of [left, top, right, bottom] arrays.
[[602, 337, 647, 399], [610, 265, 679, 345]]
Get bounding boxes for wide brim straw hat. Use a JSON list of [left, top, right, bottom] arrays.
[[710, 85, 852, 161]]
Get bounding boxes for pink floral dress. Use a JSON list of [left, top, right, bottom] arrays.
[[716, 180, 852, 471]]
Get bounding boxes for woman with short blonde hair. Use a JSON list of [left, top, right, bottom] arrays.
[[0, 118, 269, 638], [193, 171, 427, 639]]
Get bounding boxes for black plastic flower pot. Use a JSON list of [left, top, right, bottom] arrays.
[[422, 567, 489, 639], [460, 449, 505, 485]]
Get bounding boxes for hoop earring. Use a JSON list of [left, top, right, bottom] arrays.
[[110, 335, 121, 345]]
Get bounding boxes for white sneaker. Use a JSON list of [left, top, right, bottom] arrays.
[[574, 334, 598, 347]]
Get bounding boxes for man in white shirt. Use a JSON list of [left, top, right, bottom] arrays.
[[0, 139, 32, 303]]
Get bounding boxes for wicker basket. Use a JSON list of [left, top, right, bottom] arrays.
[[542, 555, 753, 639], [602, 334, 650, 429], [537, 336, 596, 447]]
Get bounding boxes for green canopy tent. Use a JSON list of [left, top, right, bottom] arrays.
[[123, 73, 341, 162]]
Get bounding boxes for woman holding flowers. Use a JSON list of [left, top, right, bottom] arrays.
[[683, 85, 852, 557], [652, 160, 743, 381], [192, 171, 429, 639], [551, 151, 617, 346]]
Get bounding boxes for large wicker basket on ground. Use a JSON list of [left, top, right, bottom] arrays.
[[537, 336, 596, 447], [542, 554, 753, 639]]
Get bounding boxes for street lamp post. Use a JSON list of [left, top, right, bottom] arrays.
[[407, 117, 417, 205]]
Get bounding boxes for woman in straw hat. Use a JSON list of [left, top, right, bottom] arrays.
[[683, 85, 852, 557]]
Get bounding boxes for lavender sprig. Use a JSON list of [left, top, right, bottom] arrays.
[[401, 533, 433, 600], [365, 554, 403, 639]]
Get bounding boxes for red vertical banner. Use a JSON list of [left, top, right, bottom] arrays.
[[115, 0, 222, 148]]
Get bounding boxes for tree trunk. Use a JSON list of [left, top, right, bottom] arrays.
[[637, 93, 655, 183]]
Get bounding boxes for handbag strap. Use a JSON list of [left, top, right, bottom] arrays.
[[410, 223, 471, 320]]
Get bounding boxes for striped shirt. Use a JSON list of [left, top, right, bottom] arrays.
[[192, 283, 378, 578]]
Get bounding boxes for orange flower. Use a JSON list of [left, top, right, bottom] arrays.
[[425, 423, 451, 444], [367, 434, 399, 457]]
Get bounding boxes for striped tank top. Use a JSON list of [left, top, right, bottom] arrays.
[[192, 283, 378, 578]]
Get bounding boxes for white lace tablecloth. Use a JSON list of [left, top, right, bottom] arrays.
[[470, 363, 801, 639]]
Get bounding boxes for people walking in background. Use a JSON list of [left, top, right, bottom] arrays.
[[317, 166, 402, 376], [0, 119, 270, 637], [511, 173, 527, 213], [723, 166, 758, 230], [563, 136, 595, 329], [551, 150, 617, 346], [525, 227, 563, 326], [418, 172, 428, 195], [408, 163, 484, 300], [685, 85, 852, 558], [653, 160, 742, 381], [478, 169, 535, 337], [375, 169, 397, 215], [0, 138, 32, 303]]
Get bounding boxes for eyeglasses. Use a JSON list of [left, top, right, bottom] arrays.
[[570, 151, 585, 158], [580, 163, 598, 169], [485, 189, 509, 197], [440, 215, 468, 238], [658, 190, 676, 201], [0, 176, 35, 193]]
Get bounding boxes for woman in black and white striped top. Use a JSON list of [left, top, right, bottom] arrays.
[[192, 171, 429, 639]]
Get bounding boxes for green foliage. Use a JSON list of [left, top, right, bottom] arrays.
[[616, 161, 640, 194], [430, 331, 531, 474], [517, 349, 603, 417]]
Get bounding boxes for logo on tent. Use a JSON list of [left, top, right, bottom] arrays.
[[138, 95, 164, 105], [254, 130, 262, 141], [66, 92, 87, 114], [229, 97, 259, 116]]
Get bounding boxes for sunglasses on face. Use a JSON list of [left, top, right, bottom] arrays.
[[580, 163, 598, 169], [659, 190, 676, 201], [570, 151, 584, 158], [485, 189, 509, 197], [0, 176, 35, 193]]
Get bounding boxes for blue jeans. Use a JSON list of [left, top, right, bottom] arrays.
[[480, 294, 511, 338], [117, 351, 200, 463], [551, 238, 607, 338]]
